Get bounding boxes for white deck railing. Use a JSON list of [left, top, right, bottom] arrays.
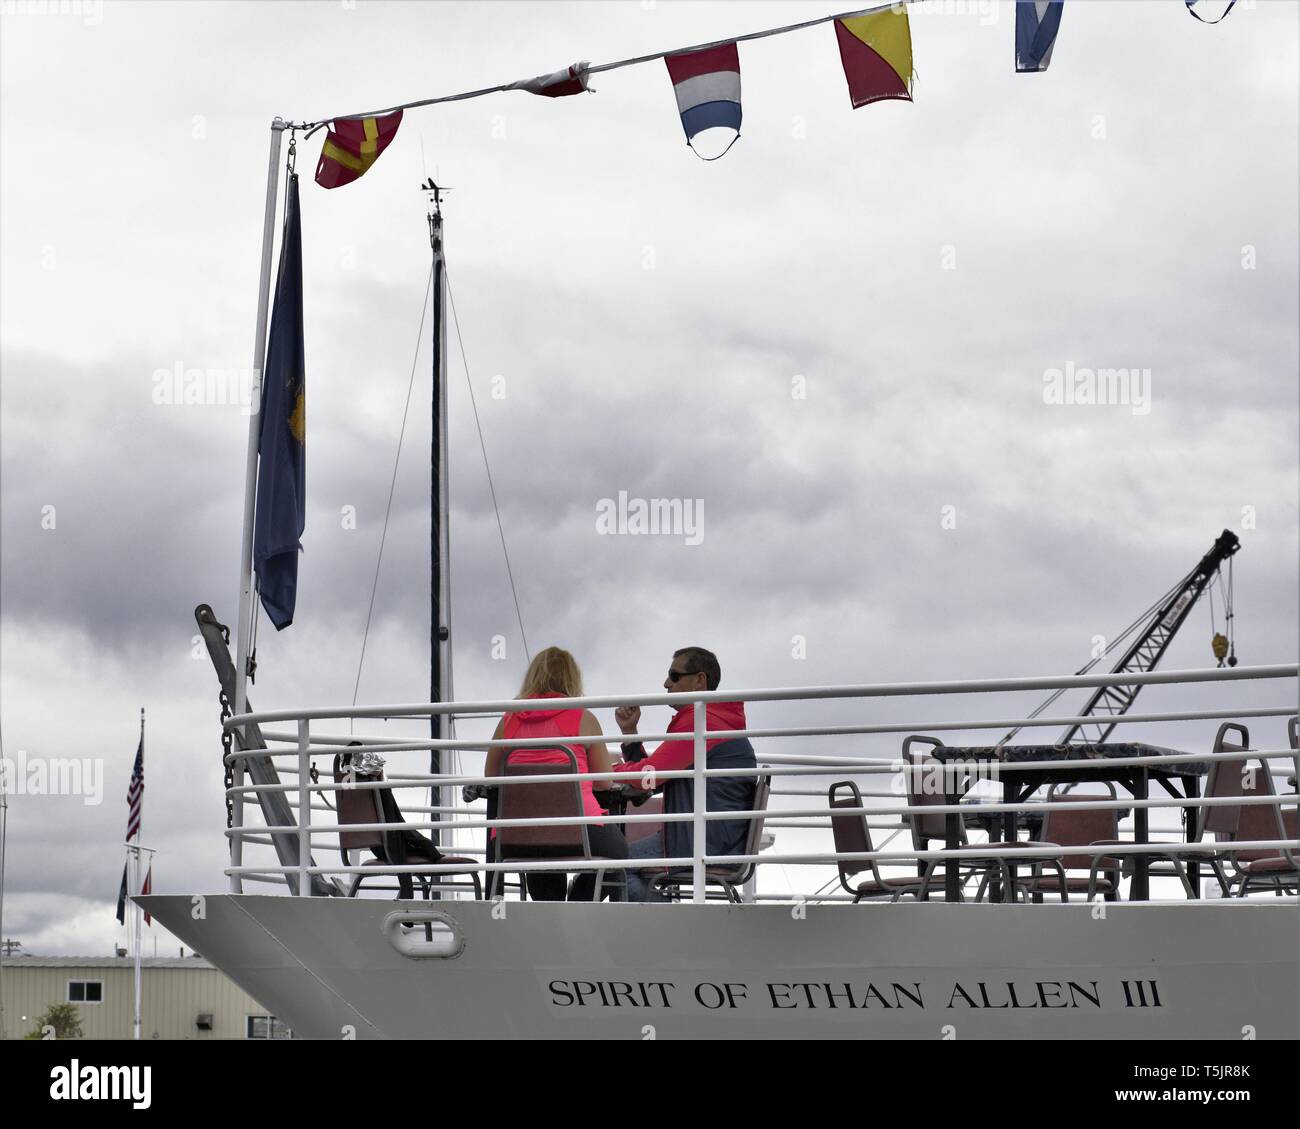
[[222, 663, 1300, 904]]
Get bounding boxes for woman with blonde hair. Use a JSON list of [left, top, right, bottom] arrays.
[[486, 647, 627, 900]]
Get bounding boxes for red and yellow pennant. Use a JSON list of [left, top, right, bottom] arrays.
[[834, 10, 914, 110], [315, 109, 403, 190]]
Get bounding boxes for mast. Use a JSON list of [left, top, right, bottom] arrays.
[[426, 180, 454, 853]]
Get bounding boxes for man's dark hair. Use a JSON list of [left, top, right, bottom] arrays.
[[674, 646, 720, 691]]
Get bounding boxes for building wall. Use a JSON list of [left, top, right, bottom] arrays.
[[0, 962, 283, 1040]]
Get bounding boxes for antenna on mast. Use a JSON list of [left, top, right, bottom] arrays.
[[423, 178, 451, 250]]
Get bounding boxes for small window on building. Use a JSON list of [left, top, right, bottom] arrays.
[[245, 1014, 291, 1039], [67, 980, 103, 1004]]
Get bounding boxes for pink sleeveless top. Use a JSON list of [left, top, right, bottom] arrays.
[[500, 694, 605, 821]]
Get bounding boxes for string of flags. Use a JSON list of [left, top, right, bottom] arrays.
[[308, 0, 1238, 185]]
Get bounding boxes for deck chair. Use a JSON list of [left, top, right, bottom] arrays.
[[831, 780, 952, 901], [651, 770, 772, 903], [901, 736, 1029, 899], [1223, 745, 1300, 897], [495, 747, 624, 902], [334, 751, 481, 900], [1019, 784, 1124, 902], [1146, 722, 1249, 897]]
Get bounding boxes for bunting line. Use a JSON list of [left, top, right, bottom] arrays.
[[294, 1, 905, 129]]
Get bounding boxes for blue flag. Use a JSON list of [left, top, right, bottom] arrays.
[[254, 174, 306, 630], [1016, 1, 1065, 74]]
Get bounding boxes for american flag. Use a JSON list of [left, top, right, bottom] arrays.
[[116, 729, 146, 926], [126, 733, 144, 841]]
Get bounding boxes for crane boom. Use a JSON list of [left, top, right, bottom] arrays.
[[1058, 529, 1241, 745]]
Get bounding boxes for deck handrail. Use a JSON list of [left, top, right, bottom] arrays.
[[219, 662, 1299, 903], [224, 662, 1296, 730]]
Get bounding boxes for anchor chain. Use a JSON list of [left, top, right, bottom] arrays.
[[219, 688, 234, 830]]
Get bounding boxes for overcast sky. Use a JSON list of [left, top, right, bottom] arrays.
[[1, 0, 1296, 959]]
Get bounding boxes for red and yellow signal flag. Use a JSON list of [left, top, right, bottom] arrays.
[[834, 10, 914, 110], [314, 109, 404, 190]]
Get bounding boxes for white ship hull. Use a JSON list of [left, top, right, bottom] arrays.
[[139, 895, 1300, 1039]]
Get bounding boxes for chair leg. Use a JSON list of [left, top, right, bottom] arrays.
[[917, 860, 939, 901], [1209, 862, 1231, 897], [1169, 858, 1197, 899], [1051, 862, 1068, 903]]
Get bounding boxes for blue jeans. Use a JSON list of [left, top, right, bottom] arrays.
[[626, 831, 670, 903]]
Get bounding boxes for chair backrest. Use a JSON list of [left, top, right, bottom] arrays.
[[333, 753, 385, 857], [829, 780, 874, 885], [624, 794, 663, 845], [743, 771, 773, 859], [718, 769, 771, 884], [1283, 808, 1299, 840], [496, 747, 588, 858], [1288, 716, 1298, 751], [1041, 783, 1118, 870], [1202, 722, 1250, 837], [1230, 755, 1287, 863], [902, 736, 949, 848]]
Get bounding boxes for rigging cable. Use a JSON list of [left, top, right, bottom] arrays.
[[444, 267, 531, 663], [1226, 556, 1236, 664], [350, 263, 435, 727], [1208, 575, 1218, 638]]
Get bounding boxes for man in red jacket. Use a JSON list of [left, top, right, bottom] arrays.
[[613, 646, 755, 901]]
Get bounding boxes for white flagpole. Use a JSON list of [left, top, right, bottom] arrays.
[[234, 117, 288, 723], [132, 843, 141, 1040]]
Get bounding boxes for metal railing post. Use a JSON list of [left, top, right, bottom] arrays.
[[297, 718, 311, 897], [693, 699, 706, 903], [229, 755, 244, 894]]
